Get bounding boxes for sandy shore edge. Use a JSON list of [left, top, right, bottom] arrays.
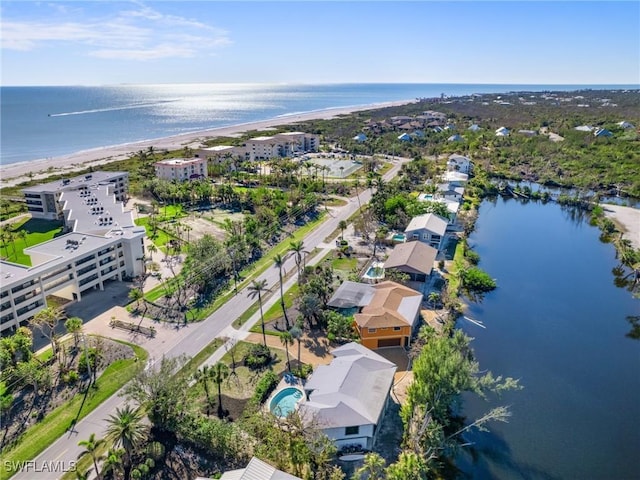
[[0, 99, 415, 188]]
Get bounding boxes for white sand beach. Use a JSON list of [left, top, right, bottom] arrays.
[[603, 203, 640, 249], [0, 99, 415, 189]]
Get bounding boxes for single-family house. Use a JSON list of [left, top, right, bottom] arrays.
[[594, 128, 613, 138], [436, 197, 460, 227], [397, 133, 412, 142], [617, 121, 635, 129], [444, 124, 456, 131], [432, 126, 444, 133], [217, 457, 301, 479], [353, 133, 367, 142], [404, 213, 448, 250], [447, 154, 473, 173], [298, 342, 397, 450], [495, 127, 510, 137], [354, 281, 423, 348], [383, 241, 437, 283], [574, 125, 594, 132], [441, 170, 469, 186], [437, 183, 465, 202], [447, 134, 463, 142], [411, 130, 425, 139], [468, 124, 481, 132]]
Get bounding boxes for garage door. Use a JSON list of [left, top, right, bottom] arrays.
[[378, 338, 402, 348]]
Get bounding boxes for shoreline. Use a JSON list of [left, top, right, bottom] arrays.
[[0, 99, 415, 189]]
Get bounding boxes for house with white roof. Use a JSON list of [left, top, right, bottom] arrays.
[[442, 170, 469, 186], [617, 121, 635, 129], [298, 342, 396, 450], [447, 134, 463, 142], [353, 133, 367, 142], [397, 133, 412, 142], [418, 194, 460, 227], [217, 456, 301, 480], [447, 154, 473, 173], [468, 124, 481, 132], [495, 127, 510, 137], [404, 213, 448, 250], [574, 125, 594, 132]]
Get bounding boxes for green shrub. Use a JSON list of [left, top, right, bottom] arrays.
[[461, 267, 497, 293], [243, 344, 272, 369], [464, 249, 481, 265], [252, 371, 279, 404]]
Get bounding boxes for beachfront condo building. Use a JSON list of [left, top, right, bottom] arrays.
[[22, 171, 129, 221], [154, 157, 208, 181], [1, 173, 145, 335], [198, 131, 320, 163]]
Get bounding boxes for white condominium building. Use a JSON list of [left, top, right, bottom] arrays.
[[198, 131, 320, 163], [154, 157, 208, 181], [22, 171, 129, 221], [1, 173, 145, 335]]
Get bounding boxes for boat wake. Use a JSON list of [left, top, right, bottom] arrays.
[[48, 100, 177, 117]]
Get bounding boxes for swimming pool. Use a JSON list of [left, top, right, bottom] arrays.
[[362, 261, 385, 281], [392, 233, 406, 242], [270, 387, 304, 417]]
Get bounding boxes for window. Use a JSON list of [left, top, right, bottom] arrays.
[[412, 234, 418, 240], [345, 426, 359, 435], [393, 326, 402, 331], [422, 233, 429, 240], [368, 328, 376, 334]]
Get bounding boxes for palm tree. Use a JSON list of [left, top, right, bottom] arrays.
[[289, 240, 307, 279], [77, 433, 105, 480], [280, 331, 294, 372], [65, 316, 83, 350], [273, 253, 291, 329], [427, 292, 441, 309], [147, 243, 157, 260], [338, 220, 347, 239], [193, 365, 213, 416], [248, 279, 269, 346], [289, 325, 303, 374], [211, 362, 230, 418], [18, 229, 28, 248], [105, 405, 146, 480], [128, 288, 144, 312], [102, 448, 125, 479]]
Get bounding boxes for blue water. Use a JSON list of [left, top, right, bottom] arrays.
[[1, 83, 634, 165], [270, 387, 303, 417], [456, 197, 640, 480]]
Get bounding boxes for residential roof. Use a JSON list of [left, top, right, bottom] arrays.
[[218, 457, 301, 480], [22, 171, 128, 194], [405, 213, 448, 236], [442, 171, 469, 183], [354, 281, 423, 329], [384, 241, 437, 276], [299, 342, 396, 429], [327, 281, 375, 309], [154, 157, 203, 166]]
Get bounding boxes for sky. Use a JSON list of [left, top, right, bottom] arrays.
[[1, 1, 639, 86]]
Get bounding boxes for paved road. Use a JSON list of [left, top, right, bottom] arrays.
[[13, 157, 409, 479]]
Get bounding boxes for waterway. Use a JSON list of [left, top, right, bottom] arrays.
[[456, 196, 640, 480]]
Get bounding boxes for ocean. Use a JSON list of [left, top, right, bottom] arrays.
[[0, 83, 634, 165]]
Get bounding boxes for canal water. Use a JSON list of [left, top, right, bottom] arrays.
[[456, 196, 640, 480]]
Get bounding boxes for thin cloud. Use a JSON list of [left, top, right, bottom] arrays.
[[1, 3, 232, 60]]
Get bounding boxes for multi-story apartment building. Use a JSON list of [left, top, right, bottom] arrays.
[[154, 157, 208, 181], [22, 171, 129, 220], [1, 173, 145, 335], [197, 132, 320, 163]]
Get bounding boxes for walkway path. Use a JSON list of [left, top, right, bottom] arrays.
[[13, 157, 411, 480]]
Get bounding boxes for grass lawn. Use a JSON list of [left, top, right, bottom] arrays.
[[447, 240, 466, 296], [0, 218, 64, 266], [331, 256, 358, 271], [0, 339, 147, 480]]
